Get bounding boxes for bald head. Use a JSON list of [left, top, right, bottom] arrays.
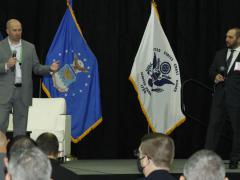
[[6, 19, 22, 43], [6, 19, 21, 30], [230, 27, 240, 38]]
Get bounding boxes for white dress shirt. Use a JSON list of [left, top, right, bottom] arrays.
[[8, 38, 22, 84], [226, 46, 240, 73]]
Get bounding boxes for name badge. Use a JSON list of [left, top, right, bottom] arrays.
[[234, 62, 240, 71]]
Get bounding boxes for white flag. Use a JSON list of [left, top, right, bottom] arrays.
[[129, 3, 185, 134]]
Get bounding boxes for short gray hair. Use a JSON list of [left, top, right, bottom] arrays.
[[8, 147, 52, 180], [183, 149, 225, 180]]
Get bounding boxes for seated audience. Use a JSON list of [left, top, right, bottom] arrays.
[[5, 147, 52, 180], [0, 131, 7, 180], [36, 132, 78, 180], [180, 149, 228, 180], [135, 133, 176, 180], [6, 135, 36, 160]]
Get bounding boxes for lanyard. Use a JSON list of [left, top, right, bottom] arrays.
[[18, 47, 23, 64]]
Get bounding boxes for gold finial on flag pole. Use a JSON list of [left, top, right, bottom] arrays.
[[66, 0, 70, 7], [152, 0, 160, 21]]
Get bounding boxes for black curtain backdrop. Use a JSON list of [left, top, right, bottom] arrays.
[[1, 0, 240, 159]]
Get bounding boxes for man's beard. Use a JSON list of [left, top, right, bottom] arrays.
[[227, 41, 238, 49]]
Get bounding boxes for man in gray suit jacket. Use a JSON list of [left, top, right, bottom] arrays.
[[0, 19, 59, 136]]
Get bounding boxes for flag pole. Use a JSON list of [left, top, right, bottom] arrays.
[[38, 48, 45, 98]]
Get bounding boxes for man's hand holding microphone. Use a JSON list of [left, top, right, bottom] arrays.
[[215, 66, 226, 84], [6, 50, 17, 71]]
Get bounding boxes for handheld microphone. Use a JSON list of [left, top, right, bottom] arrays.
[[219, 66, 226, 77], [10, 50, 17, 72], [12, 50, 17, 58]]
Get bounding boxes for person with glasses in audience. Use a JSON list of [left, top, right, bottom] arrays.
[[135, 133, 176, 180]]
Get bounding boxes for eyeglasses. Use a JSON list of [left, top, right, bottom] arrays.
[[133, 149, 140, 157], [133, 149, 152, 161], [133, 149, 145, 160]]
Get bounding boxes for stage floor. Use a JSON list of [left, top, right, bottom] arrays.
[[61, 159, 240, 179]]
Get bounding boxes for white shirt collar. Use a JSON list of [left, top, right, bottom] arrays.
[[7, 37, 22, 48], [230, 46, 240, 52]]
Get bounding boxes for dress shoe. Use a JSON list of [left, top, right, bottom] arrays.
[[229, 160, 238, 169]]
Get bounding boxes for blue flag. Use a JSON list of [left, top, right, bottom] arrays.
[[42, 1, 102, 143]]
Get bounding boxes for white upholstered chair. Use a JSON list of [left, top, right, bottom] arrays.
[[7, 98, 71, 157]]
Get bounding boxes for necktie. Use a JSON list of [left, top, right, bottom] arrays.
[[227, 49, 235, 70]]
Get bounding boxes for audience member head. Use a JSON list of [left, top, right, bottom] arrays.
[[5, 147, 52, 180], [7, 135, 36, 160], [0, 131, 7, 153], [180, 149, 228, 180], [135, 133, 175, 177], [36, 132, 59, 158]]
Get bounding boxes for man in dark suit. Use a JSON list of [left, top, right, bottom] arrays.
[[36, 132, 79, 180], [135, 133, 176, 180], [0, 19, 59, 136], [205, 27, 240, 169]]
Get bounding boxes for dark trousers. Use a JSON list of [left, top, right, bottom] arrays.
[[205, 94, 240, 161]]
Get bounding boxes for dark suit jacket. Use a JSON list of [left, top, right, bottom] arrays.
[[0, 38, 51, 106], [50, 159, 79, 180], [137, 170, 176, 180], [209, 48, 240, 107]]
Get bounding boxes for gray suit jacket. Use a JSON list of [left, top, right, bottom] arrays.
[[0, 153, 5, 180], [0, 38, 51, 106]]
